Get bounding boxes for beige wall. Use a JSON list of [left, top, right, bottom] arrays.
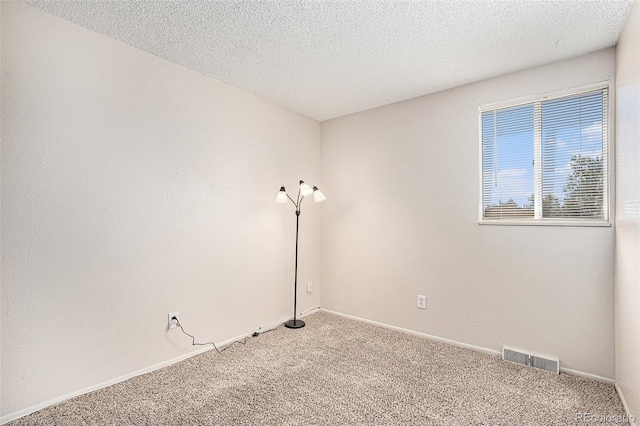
[[615, 0, 640, 420], [321, 49, 616, 380], [1, 0, 633, 422], [0, 2, 321, 420]]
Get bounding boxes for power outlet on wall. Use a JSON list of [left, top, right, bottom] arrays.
[[417, 295, 427, 310], [168, 311, 180, 329], [306, 281, 313, 293]]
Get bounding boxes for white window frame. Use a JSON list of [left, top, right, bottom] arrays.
[[478, 81, 613, 227]]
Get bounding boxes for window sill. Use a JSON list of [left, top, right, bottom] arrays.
[[478, 219, 612, 227]]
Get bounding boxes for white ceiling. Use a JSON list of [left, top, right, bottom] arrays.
[[23, 0, 633, 122]]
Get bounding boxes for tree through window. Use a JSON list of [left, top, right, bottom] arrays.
[[480, 85, 609, 224]]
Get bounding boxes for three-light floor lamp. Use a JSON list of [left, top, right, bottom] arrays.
[[275, 180, 326, 329]]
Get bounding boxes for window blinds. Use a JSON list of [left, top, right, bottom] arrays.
[[481, 86, 608, 223]]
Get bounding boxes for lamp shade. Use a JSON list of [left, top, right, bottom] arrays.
[[275, 186, 288, 203], [313, 186, 326, 203], [299, 181, 313, 196]]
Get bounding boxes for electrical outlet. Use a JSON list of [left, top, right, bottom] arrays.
[[168, 311, 180, 329], [417, 295, 426, 310], [306, 281, 312, 293]]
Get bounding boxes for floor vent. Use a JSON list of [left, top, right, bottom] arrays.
[[531, 354, 560, 374], [502, 347, 559, 374], [503, 347, 529, 366]]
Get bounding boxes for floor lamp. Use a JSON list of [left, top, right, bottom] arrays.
[[275, 180, 326, 329]]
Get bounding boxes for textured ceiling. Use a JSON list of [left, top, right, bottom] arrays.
[[23, 0, 633, 121]]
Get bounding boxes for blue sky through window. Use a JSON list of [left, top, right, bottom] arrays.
[[482, 91, 604, 215], [541, 92, 603, 206], [482, 104, 534, 209]]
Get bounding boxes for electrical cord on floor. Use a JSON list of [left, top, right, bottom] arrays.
[[176, 320, 285, 354], [253, 323, 284, 336]]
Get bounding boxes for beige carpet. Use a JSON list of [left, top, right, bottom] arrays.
[[10, 311, 628, 425]]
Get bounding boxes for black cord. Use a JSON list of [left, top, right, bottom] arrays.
[[254, 323, 284, 336], [177, 321, 284, 354]]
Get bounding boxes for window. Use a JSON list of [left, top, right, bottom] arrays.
[[480, 84, 609, 225]]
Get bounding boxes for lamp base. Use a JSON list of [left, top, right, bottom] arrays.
[[284, 319, 305, 329]]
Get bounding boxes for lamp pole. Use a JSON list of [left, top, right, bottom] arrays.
[[275, 181, 326, 329], [291, 208, 301, 328]]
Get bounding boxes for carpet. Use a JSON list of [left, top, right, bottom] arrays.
[[9, 311, 628, 425]]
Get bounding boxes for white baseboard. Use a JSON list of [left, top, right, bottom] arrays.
[[320, 308, 502, 357], [3, 306, 616, 424], [321, 308, 616, 384], [298, 306, 321, 319], [1, 344, 215, 425], [560, 367, 615, 385], [0, 306, 320, 425], [615, 383, 638, 426]]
